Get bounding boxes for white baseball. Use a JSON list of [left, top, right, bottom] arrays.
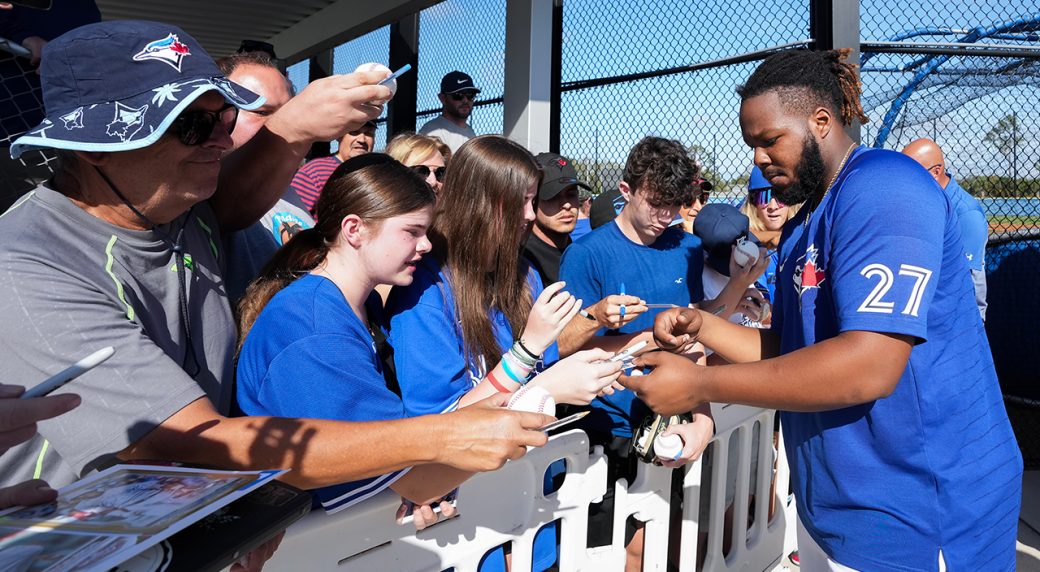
[[506, 384, 556, 417], [733, 239, 759, 268], [353, 62, 396, 97], [654, 432, 684, 461]]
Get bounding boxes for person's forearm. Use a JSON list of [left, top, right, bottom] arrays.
[[698, 332, 910, 412], [696, 310, 780, 363], [557, 313, 601, 357], [212, 124, 311, 231], [699, 279, 752, 320], [392, 464, 472, 505], [122, 399, 445, 489], [579, 330, 651, 354]]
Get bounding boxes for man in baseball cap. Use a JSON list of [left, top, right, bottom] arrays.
[[0, 20, 551, 526], [523, 152, 591, 285], [418, 70, 481, 153]]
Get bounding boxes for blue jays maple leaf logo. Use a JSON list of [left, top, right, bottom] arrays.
[[105, 103, 148, 141], [132, 33, 192, 72], [792, 243, 826, 296]]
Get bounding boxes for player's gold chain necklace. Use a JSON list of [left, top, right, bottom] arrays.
[[802, 142, 858, 229]]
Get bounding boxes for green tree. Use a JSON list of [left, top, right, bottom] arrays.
[[983, 114, 1025, 186]]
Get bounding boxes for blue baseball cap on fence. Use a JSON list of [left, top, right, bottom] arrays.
[[10, 20, 264, 159]]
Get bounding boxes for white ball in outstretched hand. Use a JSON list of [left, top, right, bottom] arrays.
[[654, 432, 684, 461], [506, 385, 556, 417], [354, 63, 396, 97]]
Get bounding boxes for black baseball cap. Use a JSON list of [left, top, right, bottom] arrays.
[[535, 153, 591, 201], [440, 71, 481, 94]]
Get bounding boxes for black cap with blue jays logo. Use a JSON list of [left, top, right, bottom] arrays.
[[10, 20, 265, 159]]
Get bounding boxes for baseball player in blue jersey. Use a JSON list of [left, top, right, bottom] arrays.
[[621, 49, 1021, 571]]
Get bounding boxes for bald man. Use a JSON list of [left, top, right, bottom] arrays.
[[902, 138, 988, 320]]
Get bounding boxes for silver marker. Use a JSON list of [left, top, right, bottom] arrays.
[[21, 347, 115, 399]]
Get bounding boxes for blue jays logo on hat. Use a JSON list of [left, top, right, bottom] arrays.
[[60, 107, 84, 130], [132, 33, 192, 72], [106, 103, 149, 142]]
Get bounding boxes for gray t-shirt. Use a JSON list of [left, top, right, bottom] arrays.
[[0, 185, 234, 487], [224, 198, 314, 303], [418, 115, 477, 153]]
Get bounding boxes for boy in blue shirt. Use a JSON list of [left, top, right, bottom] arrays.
[[559, 137, 746, 566], [622, 49, 1021, 571]]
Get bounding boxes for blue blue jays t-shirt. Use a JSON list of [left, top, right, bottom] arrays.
[[236, 274, 408, 514], [943, 176, 987, 272], [774, 147, 1021, 571], [385, 256, 559, 572], [385, 256, 559, 415], [560, 222, 704, 437]]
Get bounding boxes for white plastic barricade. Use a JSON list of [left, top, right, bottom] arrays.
[[268, 406, 788, 571]]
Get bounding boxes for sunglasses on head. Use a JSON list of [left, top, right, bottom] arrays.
[[411, 164, 446, 182], [169, 103, 238, 146], [750, 187, 786, 207], [449, 92, 476, 101], [694, 190, 711, 204]]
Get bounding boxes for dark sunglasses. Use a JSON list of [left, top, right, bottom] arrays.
[[750, 187, 786, 207], [169, 103, 238, 146], [412, 164, 446, 182], [449, 92, 477, 101], [694, 190, 711, 204]]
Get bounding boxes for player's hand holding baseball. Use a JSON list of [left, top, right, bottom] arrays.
[[436, 394, 553, 472], [521, 281, 582, 354], [528, 348, 623, 404], [619, 351, 703, 416], [656, 412, 714, 469]]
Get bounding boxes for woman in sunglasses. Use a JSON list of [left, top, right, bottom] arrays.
[[740, 166, 800, 302], [386, 133, 450, 193]]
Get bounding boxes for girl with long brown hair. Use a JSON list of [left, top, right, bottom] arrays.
[[385, 136, 622, 417], [236, 155, 476, 520]]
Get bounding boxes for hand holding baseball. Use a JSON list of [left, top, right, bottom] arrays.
[[435, 394, 552, 472]]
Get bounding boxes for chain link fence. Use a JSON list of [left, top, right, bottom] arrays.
[[559, 0, 810, 203], [1, 36, 55, 212]]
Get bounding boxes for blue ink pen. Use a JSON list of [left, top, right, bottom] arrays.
[[619, 282, 626, 318]]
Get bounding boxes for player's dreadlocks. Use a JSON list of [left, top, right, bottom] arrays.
[[737, 48, 869, 126]]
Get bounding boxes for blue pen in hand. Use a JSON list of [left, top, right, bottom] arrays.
[[619, 282, 626, 318]]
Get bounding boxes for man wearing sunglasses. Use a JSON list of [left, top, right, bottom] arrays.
[[523, 152, 591, 285], [0, 20, 553, 520], [418, 70, 479, 153]]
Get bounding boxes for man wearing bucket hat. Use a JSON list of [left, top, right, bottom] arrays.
[[0, 20, 553, 502]]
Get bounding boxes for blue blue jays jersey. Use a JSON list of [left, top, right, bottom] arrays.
[[773, 147, 1021, 570]]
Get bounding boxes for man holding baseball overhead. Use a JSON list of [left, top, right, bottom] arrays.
[[621, 49, 1021, 570], [0, 20, 553, 505]]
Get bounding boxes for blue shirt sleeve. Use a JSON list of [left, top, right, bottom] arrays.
[[957, 209, 987, 272], [387, 269, 475, 416], [827, 158, 946, 342], [560, 241, 607, 333]]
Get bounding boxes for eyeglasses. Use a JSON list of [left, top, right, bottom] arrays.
[[694, 190, 711, 204], [449, 92, 477, 102], [169, 103, 238, 146], [412, 164, 446, 182], [750, 188, 786, 207]]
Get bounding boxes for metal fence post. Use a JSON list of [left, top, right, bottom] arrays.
[[388, 14, 420, 138], [308, 49, 335, 158], [504, 0, 554, 153], [810, 0, 862, 143]]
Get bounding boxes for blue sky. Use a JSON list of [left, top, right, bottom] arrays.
[[288, 0, 1039, 193]]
